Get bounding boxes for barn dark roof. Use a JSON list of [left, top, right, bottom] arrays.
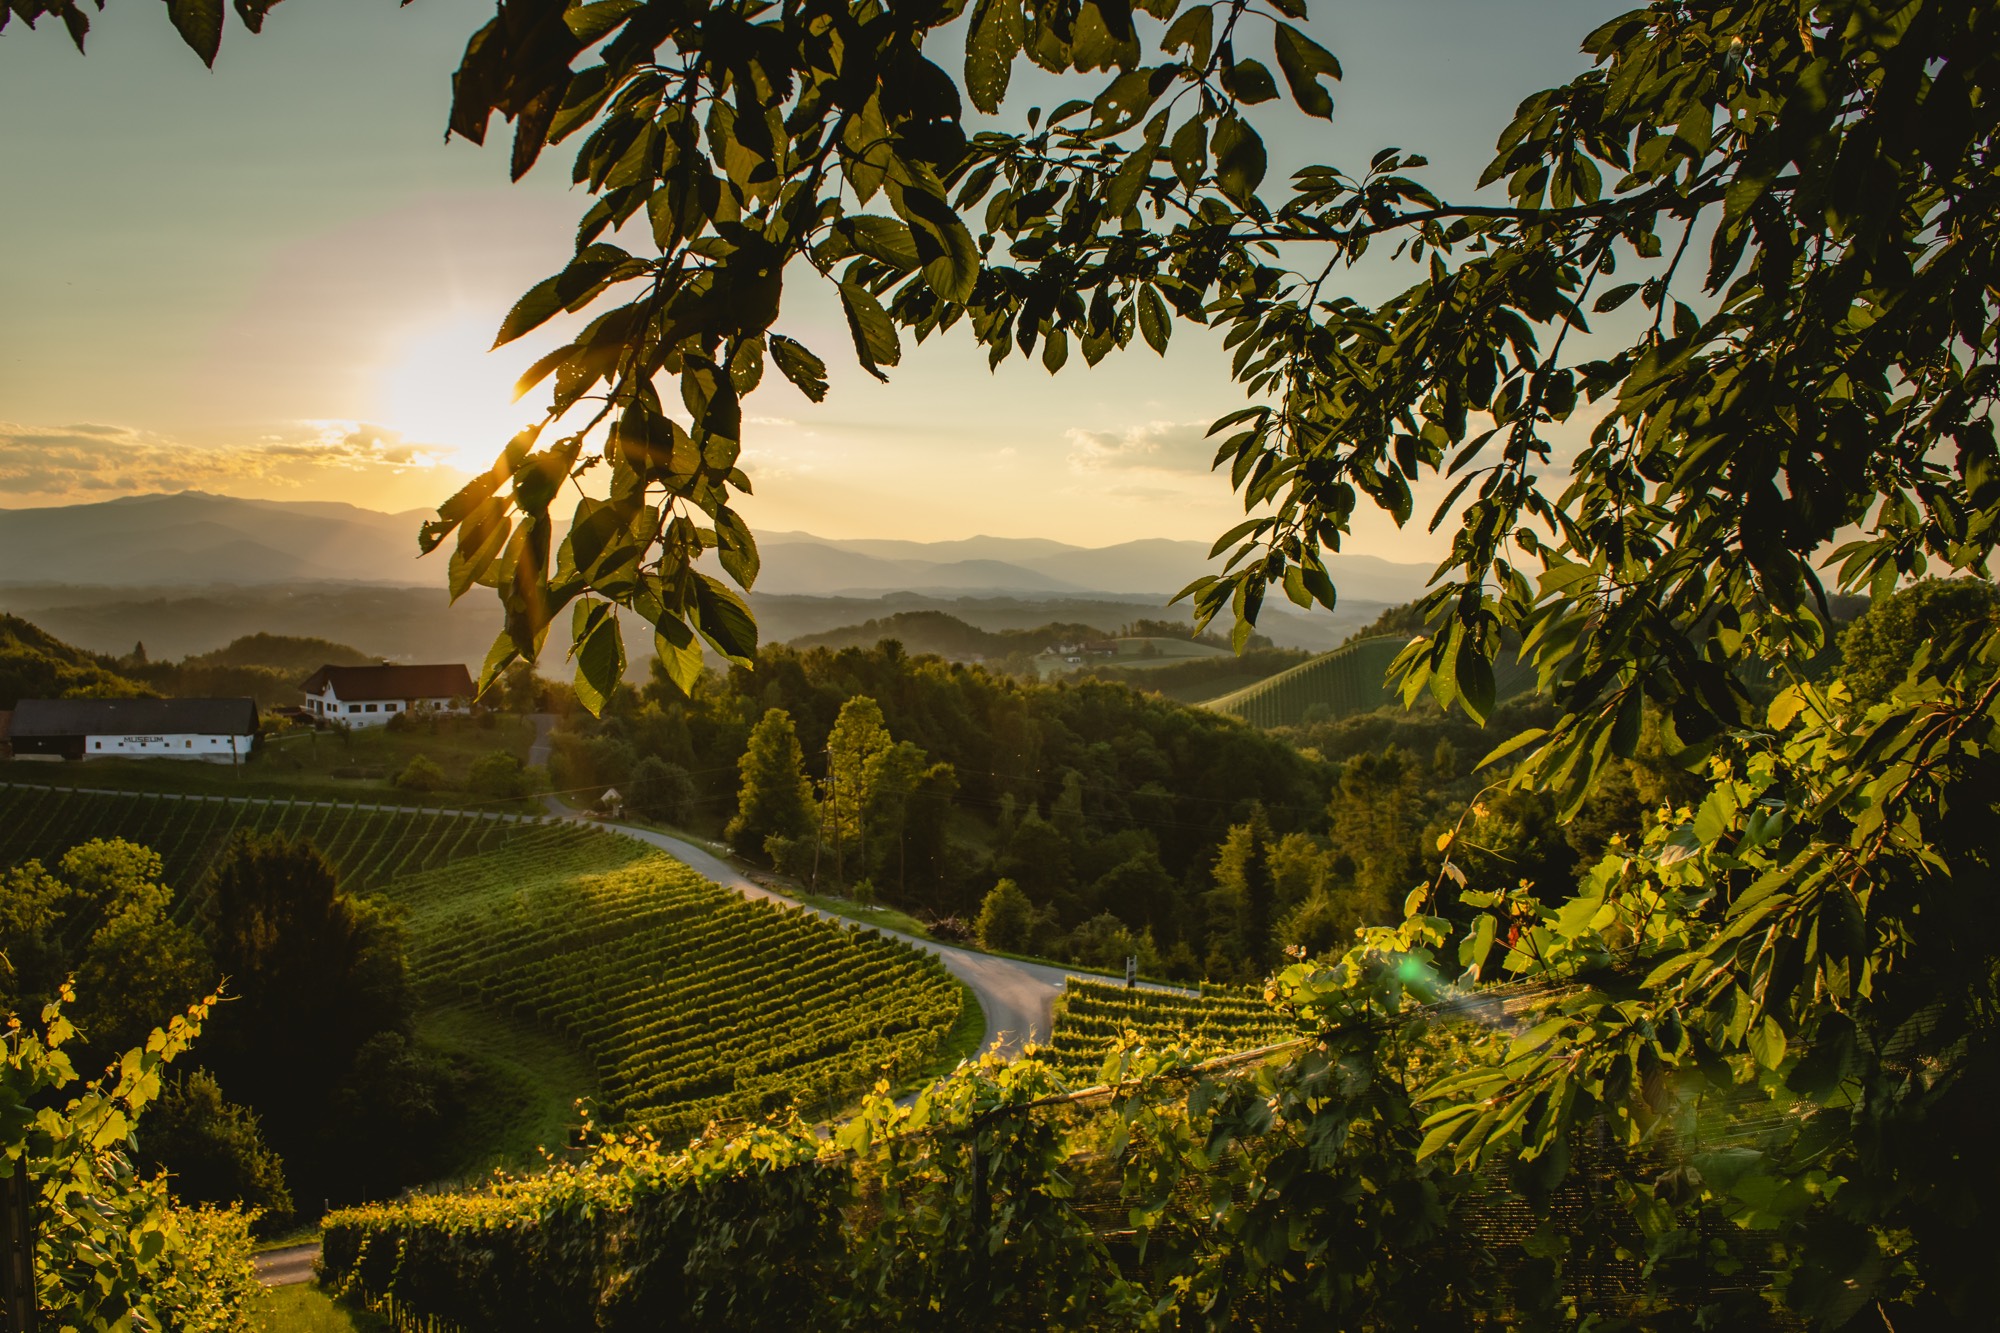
[[300, 663, 475, 701], [8, 697, 258, 738]]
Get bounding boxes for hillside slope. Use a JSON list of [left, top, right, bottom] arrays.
[[1202, 635, 1413, 729], [1206, 635, 1540, 729], [0, 614, 151, 708], [393, 838, 965, 1137]]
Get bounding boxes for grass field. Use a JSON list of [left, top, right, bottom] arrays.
[[414, 1001, 601, 1177], [251, 1284, 388, 1333], [1, 713, 538, 809], [1042, 978, 1303, 1082]]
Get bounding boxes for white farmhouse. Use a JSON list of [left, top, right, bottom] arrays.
[[300, 663, 477, 728], [3, 698, 258, 762]]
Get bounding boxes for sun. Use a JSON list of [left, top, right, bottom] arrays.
[[374, 314, 546, 474]]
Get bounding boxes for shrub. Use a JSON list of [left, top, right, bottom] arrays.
[[975, 879, 1033, 953], [394, 755, 448, 792], [468, 750, 531, 800], [133, 1071, 293, 1230]]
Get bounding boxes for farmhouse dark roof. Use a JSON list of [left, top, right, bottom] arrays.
[[300, 663, 476, 701], [8, 698, 257, 738]]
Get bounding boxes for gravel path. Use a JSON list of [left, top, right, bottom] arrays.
[[254, 1244, 319, 1288]]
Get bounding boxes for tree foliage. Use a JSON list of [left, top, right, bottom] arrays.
[[396, 0, 1995, 1320], [723, 706, 815, 858], [2, 989, 259, 1331]]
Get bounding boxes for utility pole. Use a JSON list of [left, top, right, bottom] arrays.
[[811, 742, 832, 892], [829, 744, 843, 888]]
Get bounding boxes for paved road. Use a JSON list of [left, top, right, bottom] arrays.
[[527, 714, 1184, 1056], [254, 1244, 319, 1287]]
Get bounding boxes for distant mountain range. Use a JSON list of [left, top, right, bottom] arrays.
[[0, 492, 435, 586], [0, 493, 1438, 605]]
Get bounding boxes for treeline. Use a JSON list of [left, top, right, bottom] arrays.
[[127, 632, 374, 707], [0, 614, 377, 710], [550, 586, 1947, 983], [546, 640, 1585, 981], [784, 610, 1103, 665], [0, 832, 457, 1229], [783, 611, 1275, 680], [0, 613, 148, 707], [551, 642, 1332, 977]]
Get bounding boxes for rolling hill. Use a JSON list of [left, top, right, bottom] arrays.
[[0, 613, 151, 708], [1205, 635, 1540, 729], [1203, 635, 1413, 729]]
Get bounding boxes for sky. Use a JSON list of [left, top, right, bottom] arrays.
[[0, 0, 1622, 555]]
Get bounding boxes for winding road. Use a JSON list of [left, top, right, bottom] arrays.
[[528, 715, 1179, 1057]]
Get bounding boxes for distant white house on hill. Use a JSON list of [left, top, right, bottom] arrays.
[[3, 698, 258, 762], [300, 663, 476, 727]]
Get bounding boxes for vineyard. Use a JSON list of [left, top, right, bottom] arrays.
[[1204, 635, 1538, 729], [1202, 635, 1412, 728], [1041, 978, 1302, 1080], [390, 840, 967, 1136], [0, 782, 542, 914]]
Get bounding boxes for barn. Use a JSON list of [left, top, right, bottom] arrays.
[[3, 698, 259, 762], [300, 663, 476, 728]]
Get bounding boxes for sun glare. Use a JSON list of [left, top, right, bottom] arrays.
[[375, 315, 544, 474]]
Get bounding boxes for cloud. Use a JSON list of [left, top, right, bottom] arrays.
[[0, 420, 456, 502], [1065, 419, 1218, 477]]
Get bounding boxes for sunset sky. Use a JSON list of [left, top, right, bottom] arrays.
[[0, 0, 1617, 556]]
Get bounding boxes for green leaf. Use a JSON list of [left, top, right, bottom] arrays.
[[168, 0, 224, 66], [1459, 913, 1498, 977], [1137, 284, 1170, 354], [1170, 114, 1208, 190], [966, 0, 1026, 115], [895, 185, 981, 305], [1105, 110, 1169, 216], [768, 334, 830, 402], [843, 215, 921, 270], [1272, 23, 1340, 118], [563, 0, 640, 43], [1211, 114, 1266, 207], [1162, 5, 1213, 67], [715, 506, 760, 590], [495, 275, 567, 349], [571, 601, 625, 718], [1221, 58, 1278, 106], [1593, 282, 1641, 313], [653, 617, 704, 697], [1454, 640, 1495, 723], [692, 575, 758, 662], [1748, 1015, 1787, 1071], [839, 283, 902, 380]]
